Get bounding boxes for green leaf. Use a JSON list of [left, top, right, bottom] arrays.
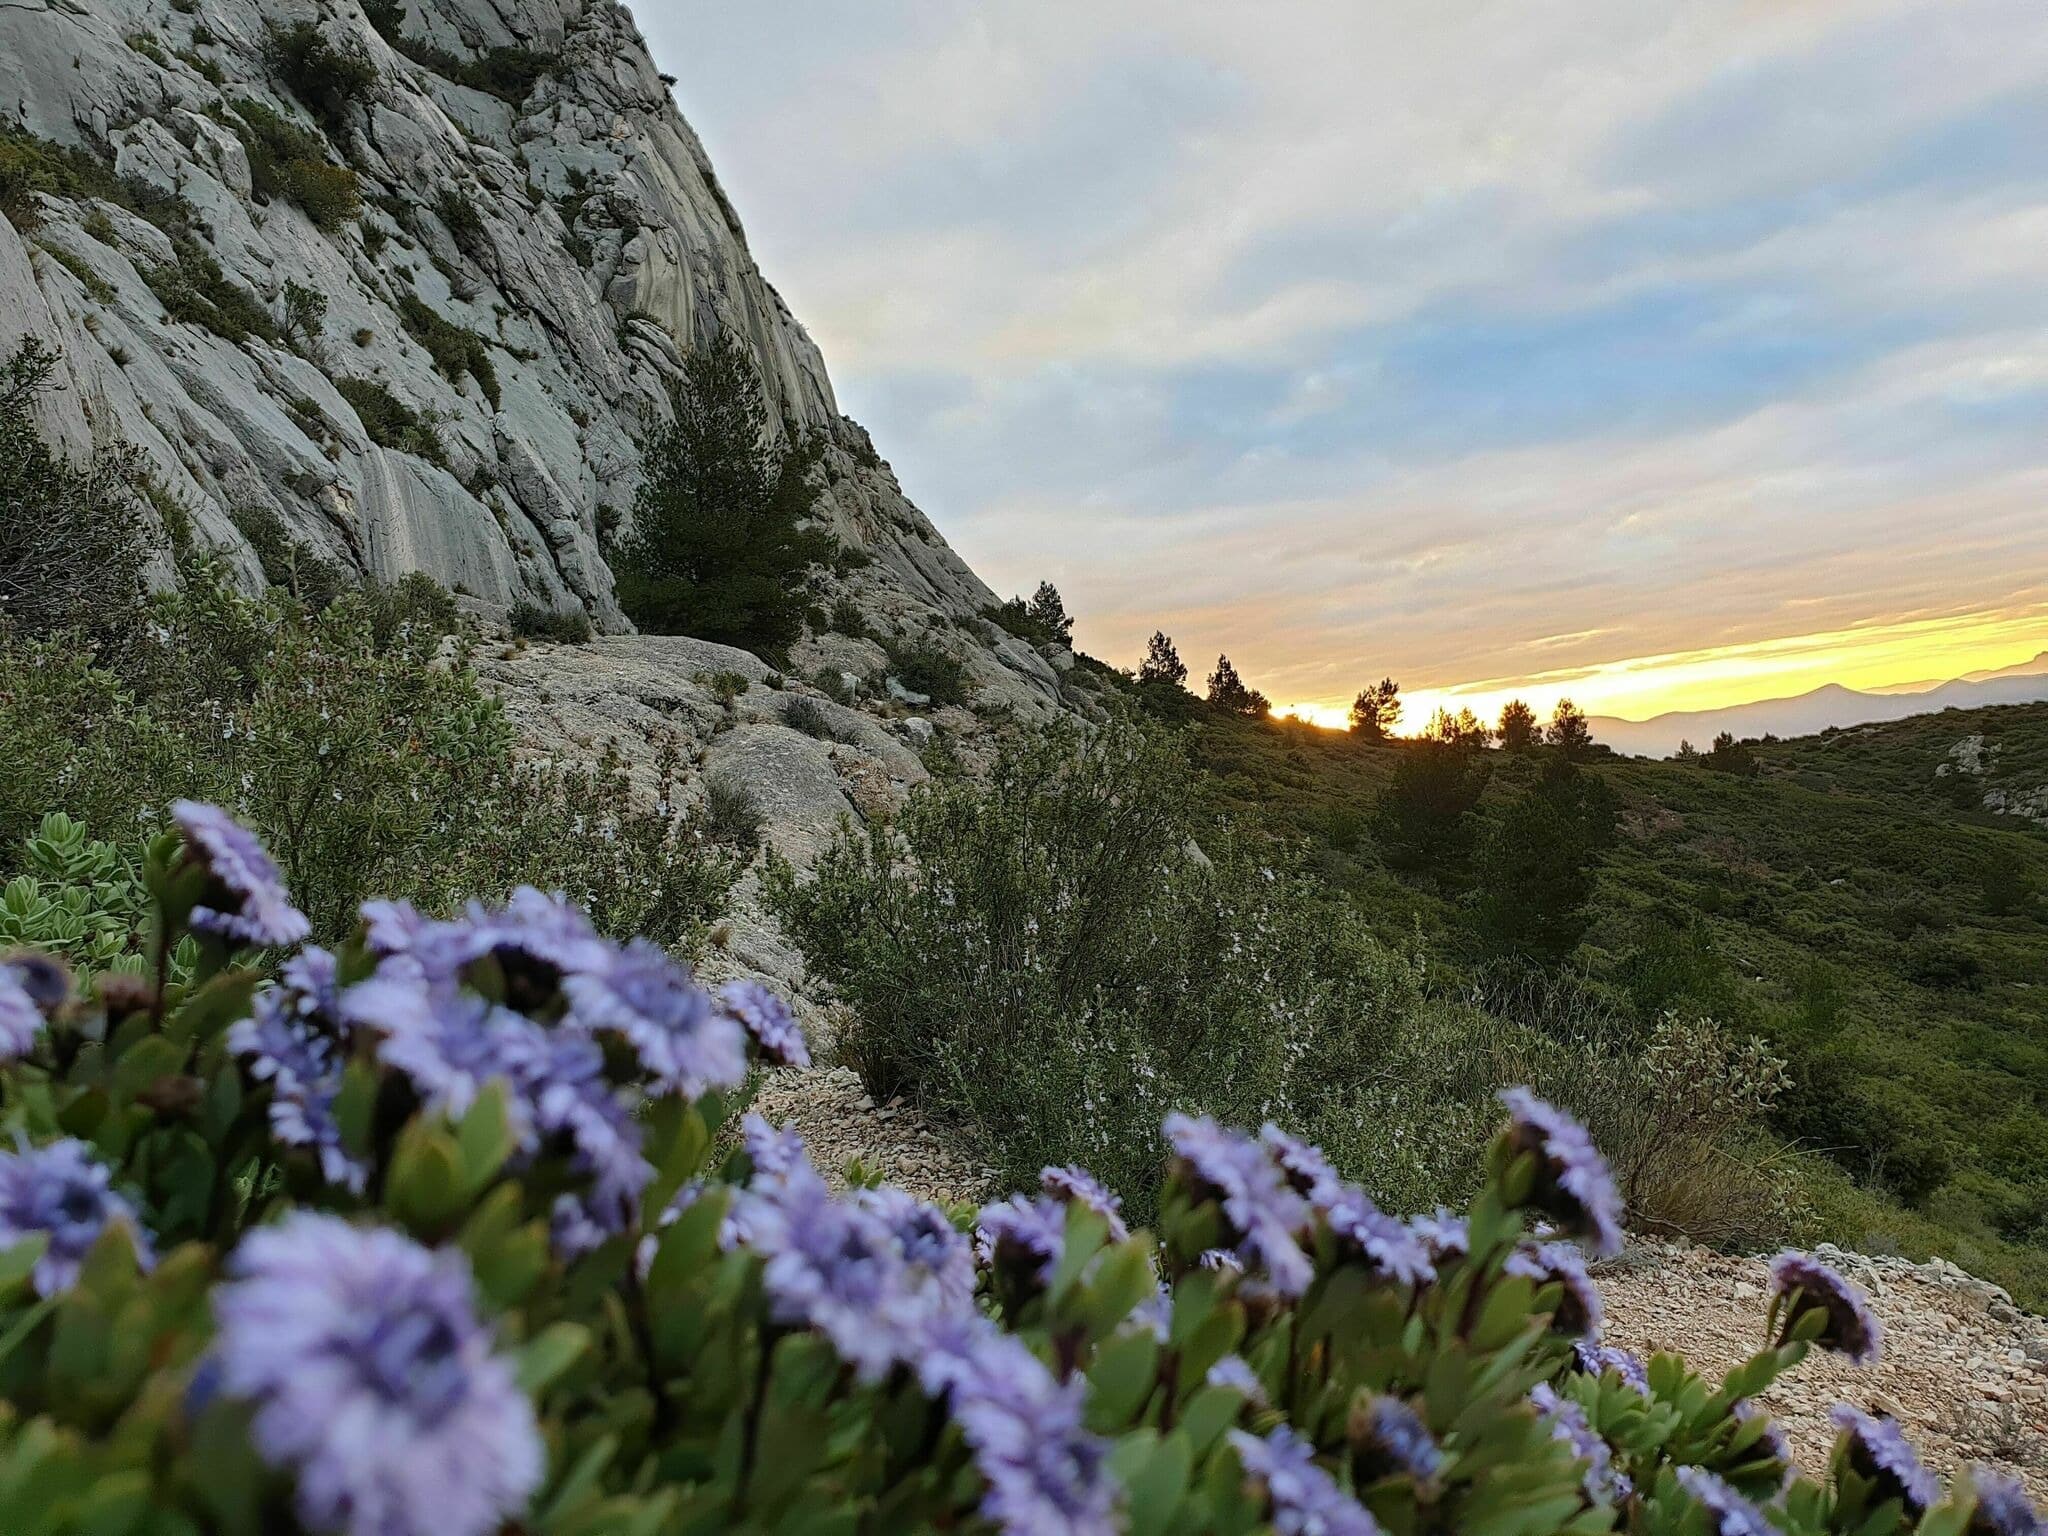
[[455, 1080, 517, 1197], [514, 1322, 590, 1395]]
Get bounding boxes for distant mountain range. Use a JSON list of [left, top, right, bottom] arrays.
[[1590, 651, 2048, 758]]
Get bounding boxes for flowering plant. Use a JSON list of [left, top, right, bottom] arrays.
[[0, 803, 2034, 1536]]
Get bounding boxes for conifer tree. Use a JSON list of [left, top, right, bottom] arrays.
[[1137, 630, 1188, 689], [1348, 677, 1401, 738], [1205, 654, 1270, 718], [1497, 698, 1539, 752], [1547, 697, 1594, 758]]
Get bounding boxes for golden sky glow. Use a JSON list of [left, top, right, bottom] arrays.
[[1274, 602, 2048, 733]]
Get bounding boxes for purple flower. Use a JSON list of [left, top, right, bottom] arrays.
[[1732, 1399, 1793, 1475], [1676, 1466, 1777, 1536], [1325, 1188, 1436, 1287], [1207, 1354, 1266, 1404], [1352, 1395, 1443, 1484], [1127, 1282, 1172, 1341], [1407, 1208, 1470, 1264], [229, 949, 365, 1193], [741, 1113, 813, 1186], [1573, 1340, 1650, 1395], [0, 1138, 154, 1296], [211, 1214, 542, 1536], [1231, 1426, 1382, 1536], [1165, 1113, 1313, 1297], [1530, 1383, 1629, 1504], [1506, 1240, 1604, 1337], [1261, 1124, 1345, 1206], [499, 1028, 649, 1235], [0, 960, 51, 1062], [977, 1194, 1068, 1300], [172, 801, 310, 950], [1970, 1468, 2045, 1536], [1831, 1405, 1939, 1515], [753, 1181, 923, 1381], [716, 978, 811, 1069], [1040, 1164, 1129, 1243], [1498, 1089, 1624, 1257], [859, 1186, 975, 1309], [459, 886, 612, 1013], [563, 940, 747, 1098], [916, 1318, 1119, 1536], [1769, 1252, 1882, 1365]]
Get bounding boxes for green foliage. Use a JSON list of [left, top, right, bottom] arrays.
[[1499, 698, 1540, 752], [227, 100, 361, 229], [262, 23, 378, 137], [0, 814, 173, 979], [1137, 629, 1187, 689], [701, 770, 762, 850], [364, 3, 557, 104], [1205, 655, 1270, 718], [0, 341, 151, 642], [985, 581, 1074, 649], [275, 280, 327, 352], [1349, 676, 1401, 738], [396, 295, 501, 409], [1475, 760, 1616, 963], [610, 335, 833, 653], [507, 600, 592, 643], [883, 634, 969, 706], [1373, 741, 1491, 870], [1548, 698, 1595, 759], [1702, 731, 1760, 777], [333, 377, 446, 464], [228, 504, 348, 611], [0, 128, 196, 241], [435, 188, 487, 257], [145, 240, 278, 345]]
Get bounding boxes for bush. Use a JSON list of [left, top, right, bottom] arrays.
[[782, 695, 840, 740], [263, 22, 378, 136], [701, 769, 762, 849], [396, 295, 501, 408], [0, 791, 1947, 1536], [883, 634, 969, 706], [334, 377, 446, 464], [146, 240, 278, 345], [610, 334, 833, 653], [0, 340, 151, 641], [228, 100, 361, 229], [229, 503, 348, 610], [768, 721, 1427, 1209], [507, 599, 592, 643], [0, 128, 196, 240], [1373, 740, 1490, 870]]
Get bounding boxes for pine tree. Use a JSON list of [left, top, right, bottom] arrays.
[[1348, 677, 1401, 738], [1475, 757, 1613, 962], [1025, 581, 1074, 646], [1137, 631, 1188, 689], [1206, 654, 1270, 718], [1497, 698, 1538, 752], [1424, 707, 1490, 748], [1547, 697, 1594, 759], [610, 333, 833, 652]]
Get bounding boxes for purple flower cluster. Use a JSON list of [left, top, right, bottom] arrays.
[[1732, 1399, 1794, 1476], [918, 1322, 1120, 1536], [1498, 1089, 1624, 1257], [976, 1194, 1069, 1296], [0, 951, 65, 1062], [1769, 1251, 1882, 1365], [563, 939, 747, 1097], [210, 1214, 541, 1536], [0, 1138, 154, 1296], [229, 948, 366, 1194], [1675, 1466, 1777, 1536], [1352, 1395, 1443, 1484], [1506, 1240, 1605, 1338], [1971, 1468, 2045, 1536], [715, 978, 811, 1068], [1207, 1354, 1266, 1404], [1261, 1124, 1345, 1205], [1407, 1208, 1470, 1263], [1572, 1340, 1650, 1395], [1041, 1163, 1129, 1243], [1326, 1187, 1436, 1287], [1230, 1425, 1382, 1536], [1529, 1382, 1629, 1504], [857, 1185, 976, 1310], [1165, 1113, 1312, 1297], [172, 801, 310, 950], [1830, 1405, 1940, 1515]]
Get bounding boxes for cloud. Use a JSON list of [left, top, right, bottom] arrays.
[[634, 0, 2048, 715]]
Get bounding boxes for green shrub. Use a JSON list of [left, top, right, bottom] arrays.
[[263, 22, 378, 136], [0, 128, 196, 239], [0, 341, 150, 641], [145, 239, 278, 344], [333, 377, 446, 464], [1372, 740, 1491, 870], [610, 334, 833, 652], [782, 695, 839, 740], [229, 503, 348, 610], [507, 599, 592, 643], [436, 188, 487, 256], [827, 594, 868, 638], [397, 294, 500, 408], [701, 769, 762, 849], [364, 5, 557, 104], [883, 633, 969, 706]]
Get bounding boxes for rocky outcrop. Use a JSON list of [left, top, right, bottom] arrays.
[[0, 0, 1065, 717]]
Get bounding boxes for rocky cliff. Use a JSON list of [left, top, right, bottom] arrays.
[[0, 0, 1063, 713]]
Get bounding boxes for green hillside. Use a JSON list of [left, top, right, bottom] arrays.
[[1184, 701, 2048, 1303]]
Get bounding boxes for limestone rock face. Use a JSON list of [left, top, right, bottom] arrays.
[[0, 0, 1067, 715]]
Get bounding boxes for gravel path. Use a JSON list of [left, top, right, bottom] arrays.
[[750, 1065, 2048, 1501]]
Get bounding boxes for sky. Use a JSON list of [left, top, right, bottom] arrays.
[[632, 0, 2048, 728]]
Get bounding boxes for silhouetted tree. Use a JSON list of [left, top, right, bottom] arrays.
[[1026, 581, 1074, 646], [1138, 630, 1188, 689], [1497, 698, 1539, 753], [1702, 730, 1759, 777], [611, 333, 832, 652], [1423, 706, 1490, 748], [1206, 654, 1270, 718], [1674, 739, 1700, 762], [1547, 697, 1594, 759], [1373, 741, 1491, 870], [1349, 677, 1401, 739]]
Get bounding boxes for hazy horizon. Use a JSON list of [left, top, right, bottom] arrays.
[[635, 1, 2048, 727]]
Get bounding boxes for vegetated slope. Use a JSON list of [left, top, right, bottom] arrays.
[[1185, 703, 2048, 1307], [0, 0, 1062, 710]]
